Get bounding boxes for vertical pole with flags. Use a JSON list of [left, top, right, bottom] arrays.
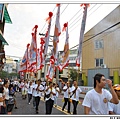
[[76, 4, 89, 83], [46, 4, 61, 82], [30, 25, 38, 80]]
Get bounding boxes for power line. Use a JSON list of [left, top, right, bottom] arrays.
[[69, 21, 120, 50]]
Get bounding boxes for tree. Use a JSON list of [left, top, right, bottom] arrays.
[[0, 70, 18, 79], [69, 67, 83, 85]]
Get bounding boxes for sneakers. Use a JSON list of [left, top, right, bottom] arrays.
[[15, 107, 18, 109], [29, 102, 30, 104]]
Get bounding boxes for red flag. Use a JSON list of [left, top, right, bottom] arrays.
[[19, 43, 30, 72], [29, 25, 38, 68], [58, 22, 69, 71], [76, 4, 89, 67], [46, 64, 55, 81], [52, 4, 61, 65]]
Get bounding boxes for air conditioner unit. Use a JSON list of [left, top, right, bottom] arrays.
[[101, 64, 107, 68]]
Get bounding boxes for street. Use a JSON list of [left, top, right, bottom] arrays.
[[11, 92, 84, 115]]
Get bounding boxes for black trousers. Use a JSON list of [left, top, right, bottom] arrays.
[[28, 94, 32, 103], [45, 98, 54, 114], [62, 98, 70, 112], [72, 100, 79, 114], [35, 96, 40, 111]]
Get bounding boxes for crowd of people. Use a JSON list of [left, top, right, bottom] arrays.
[[0, 73, 120, 115]]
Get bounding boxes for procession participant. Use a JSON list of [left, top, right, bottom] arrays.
[[70, 80, 83, 114], [82, 73, 119, 115], [45, 81, 56, 114], [62, 81, 71, 113], [108, 84, 120, 114], [3, 80, 10, 114], [53, 83, 60, 107], [34, 79, 44, 114], [27, 81, 33, 104]]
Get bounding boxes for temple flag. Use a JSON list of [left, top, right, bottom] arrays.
[[51, 4, 61, 65], [58, 22, 69, 71], [29, 25, 38, 67], [76, 4, 89, 67], [19, 43, 30, 72]]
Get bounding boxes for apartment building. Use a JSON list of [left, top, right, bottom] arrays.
[[82, 5, 120, 86]]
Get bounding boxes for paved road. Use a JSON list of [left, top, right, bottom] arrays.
[[11, 92, 84, 115]]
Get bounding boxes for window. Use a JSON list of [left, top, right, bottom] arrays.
[[95, 58, 104, 67], [94, 40, 104, 49]]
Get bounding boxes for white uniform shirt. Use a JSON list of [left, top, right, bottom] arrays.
[[27, 85, 33, 94], [32, 84, 37, 97], [108, 100, 120, 114], [45, 87, 56, 101], [70, 86, 82, 101], [4, 87, 9, 100], [55, 87, 60, 97], [34, 84, 44, 97], [82, 89, 112, 115], [63, 86, 71, 98]]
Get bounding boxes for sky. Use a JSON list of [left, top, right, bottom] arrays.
[[3, 3, 119, 60]]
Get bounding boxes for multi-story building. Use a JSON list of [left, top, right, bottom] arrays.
[[82, 5, 120, 86], [0, 3, 12, 71]]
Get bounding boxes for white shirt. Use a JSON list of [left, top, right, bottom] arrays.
[[0, 93, 3, 106], [63, 86, 71, 98], [55, 87, 60, 97], [27, 85, 33, 94], [32, 84, 37, 97], [34, 84, 44, 97], [70, 86, 82, 101], [108, 100, 120, 114], [82, 89, 112, 115], [4, 87, 9, 100], [45, 87, 56, 101]]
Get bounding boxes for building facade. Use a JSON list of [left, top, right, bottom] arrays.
[[0, 3, 12, 71], [82, 5, 120, 86]]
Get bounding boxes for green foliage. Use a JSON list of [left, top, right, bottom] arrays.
[[0, 70, 18, 79], [69, 67, 81, 81]]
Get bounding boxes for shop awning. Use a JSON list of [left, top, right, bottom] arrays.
[[4, 6, 12, 24], [0, 33, 9, 45]]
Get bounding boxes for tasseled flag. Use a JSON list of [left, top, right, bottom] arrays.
[[52, 4, 61, 65], [41, 12, 53, 69], [46, 4, 61, 81], [19, 43, 30, 72], [46, 12, 53, 24], [76, 4, 89, 67], [58, 22, 69, 71], [46, 64, 55, 81], [29, 25, 38, 68]]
